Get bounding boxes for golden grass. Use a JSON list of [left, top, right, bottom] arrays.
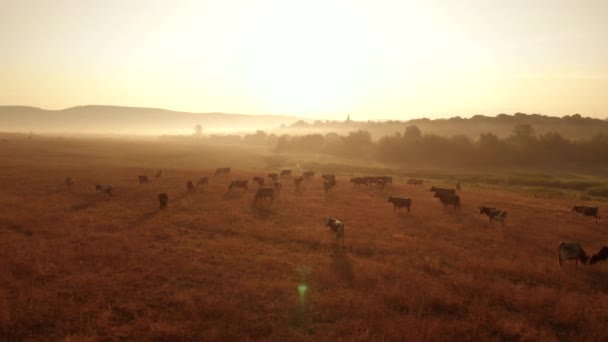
[[1, 135, 608, 340]]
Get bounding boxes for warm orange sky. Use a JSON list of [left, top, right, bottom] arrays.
[[1, 0, 607, 120]]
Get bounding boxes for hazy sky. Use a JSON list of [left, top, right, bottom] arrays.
[[1, 0, 607, 120]]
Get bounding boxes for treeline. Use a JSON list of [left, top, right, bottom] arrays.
[[274, 124, 608, 168]]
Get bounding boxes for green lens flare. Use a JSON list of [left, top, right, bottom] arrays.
[[297, 284, 308, 299]]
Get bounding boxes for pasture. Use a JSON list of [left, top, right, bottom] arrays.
[[1, 135, 608, 340]]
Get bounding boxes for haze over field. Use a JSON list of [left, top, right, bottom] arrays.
[[2, 0, 607, 120]]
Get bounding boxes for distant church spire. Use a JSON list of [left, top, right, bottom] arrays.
[[346, 113, 351, 123]]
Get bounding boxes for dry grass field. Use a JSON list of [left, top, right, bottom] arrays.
[[1, 135, 608, 341]]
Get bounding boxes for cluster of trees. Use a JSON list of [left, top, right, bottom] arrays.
[[275, 124, 608, 168]]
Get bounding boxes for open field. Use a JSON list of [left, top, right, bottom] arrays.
[[1, 136, 608, 341]]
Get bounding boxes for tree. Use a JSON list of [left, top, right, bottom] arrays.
[[194, 124, 203, 137], [404, 125, 422, 141]]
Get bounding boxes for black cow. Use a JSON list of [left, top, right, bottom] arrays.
[[253, 187, 275, 206], [158, 193, 168, 210], [95, 184, 114, 197], [388, 197, 411, 213], [350, 177, 368, 186], [589, 246, 608, 265], [479, 206, 507, 225], [294, 176, 304, 191], [252, 176, 265, 186], [273, 181, 282, 195], [215, 167, 231, 176], [229, 180, 248, 191], [435, 193, 460, 209], [268, 173, 279, 182], [323, 217, 344, 245], [379, 176, 393, 186], [571, 205, 600, 222], [321, 174, 336, 182], [138, 175, 149, 184], [197, 177, 209, 186], [280, 169, 292, 176], [430, 187, 456, 196], [557, 242, 589, 267], [303, 171, 315, 179], [187, 181, 196, 192], [324, 179, 336, 193]]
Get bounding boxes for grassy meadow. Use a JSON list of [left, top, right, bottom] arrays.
[[1, 135, 608, 341]]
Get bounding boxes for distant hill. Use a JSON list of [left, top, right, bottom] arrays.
[[283, 113, 608, 140], [0, 105, 301, 135]]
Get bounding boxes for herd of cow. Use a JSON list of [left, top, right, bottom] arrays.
[[64, 168, 603, 263]]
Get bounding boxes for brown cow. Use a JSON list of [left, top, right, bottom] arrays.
[[294, 176, 304, 191], [229, 180, 248, 191], [268, 173, 279, 182], [303, 171, 315, 179], [197, 177, 209, 186], [138, 175, 149, 184], [571, 205, 600, 222], [558, 242, 589, 268], [388, 197, 411, 213], [435, 193, 460, 209], [253, 176, 265, 186], [187, 181, 196, 192], [65, 177, 74, 190], [280, 169, 292, 176], [253, 187, 275, 206], [158, 193, 168, 210], [215, 167, 231, 176]]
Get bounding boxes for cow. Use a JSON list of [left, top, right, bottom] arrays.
[[323, 217, 344, 245], [435, 193, 460, 209], [294, 176, 304, 191], [252, 176, 265, 186], [229, 180, 248, 191], [95, 184, 114, 197], [138, 175, 149, 184], [407, 179, 424, 186], [268, 173, 279, 182], [273, 181, 282, 195], [187, 181, 196, 192], [65, 177, 74, 190], [377, 179, 386, 190], [197, 177, 209, 186], [365, 176, 378, 185], [388, 197, 411, 213], [589, 246, 608, 265], [379, 176, 393, 187], [571, 205, 600, 222], [479, 206, 507, 225], [321, 174, 336, 182], [280, 169, 292, 177], [430, 187, 456, 196], [215, 167, 231, 176], [350, 177, 368, 186], [324, 179, 336, 193], [253, 187, 275, 206], [557, 242, 589, 268], [303, 171, 315, 179], [156, 170, 163, 178], [158, 193, 168, 210]]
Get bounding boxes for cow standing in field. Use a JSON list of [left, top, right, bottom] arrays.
[[253, 187, 275, 206], [294, 176, 304, 192], [229, 180, 248, 192], [273, 181, 282, 195], [350, 177, 368, 186], [303, 171, 315, 179], [557, 242, 589, 268], [323, 217, 345, 245], [589, 246, 608, 265], [268, 173, 279, 182], [280, 169, 292, 177], [253, 176, 265, 186], [322, 174, 336, 182], [430, 187, 456, 196], [379, 176, 393, 187], [156, 170, 163, 178], [388, 197, 412, 213], [95, 184, 114, 197], [197, 177, 209, 186], [571, 205, 600, 222], [324, 179, 336, 193], [158, 193, 168, 210], [65, 177, 74, 190], [187, 181, 196, 192], [435, 193, 460, 209], [215, 167, 231, 176], [138, 175, 149, 184], [479, 206, 507, 225]]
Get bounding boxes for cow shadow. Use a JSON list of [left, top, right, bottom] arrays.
[[251, 205, 274, 220], [330, 244, 355, 286], [224, 191, 245, 200]]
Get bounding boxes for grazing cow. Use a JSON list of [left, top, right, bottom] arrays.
[[321, 174, 336, 182], [197, 177, 209, 186], [571, 205, 600, 222], [158, 193, 168, 210], [365, 176, 378, 185], [589, 246, 608, 265], [229, 180, 248, 191], [294, 176, 304, 191], [479, 206, 507, 225], [303, 171, 315, 179], [323, 217, 345, 245], [388, 197, 412, 213], [379, 176, 393, 187], [215, 167, 231, 176], [253, 187, 275, 206], [156, 170, 163, 178], [138, 175, 149, 184], [435, 193, 461, 209], [187, 181, 196, 192], [280, 169, 292, 176], [65, 177, 74, 190], [268, 173, 279, 182], [350, 177, 368, 186], [95, 184, 114, 197], [407, 179, 424, 186], [273, 181, 282, 195], [324, 179, 336, 193], [252, 176, 265, 186], [430, 187, 456, 196], [557, 242, 589, 268], [377, 179, 386, 190]]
